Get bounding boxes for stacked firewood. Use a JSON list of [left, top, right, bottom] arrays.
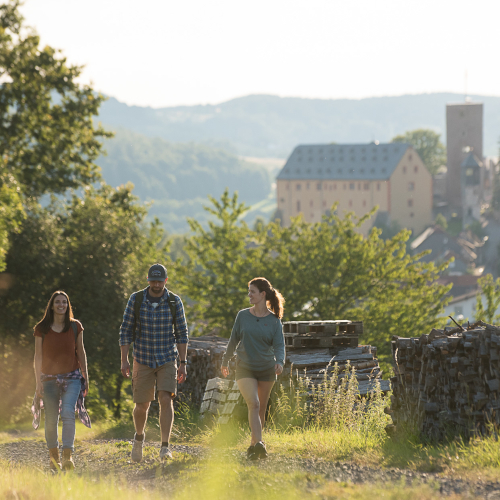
[[177, 335, 231, 407], [388, 321, 500, 440]]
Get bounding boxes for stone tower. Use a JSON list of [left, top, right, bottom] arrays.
[[446, 102, 483, 210]]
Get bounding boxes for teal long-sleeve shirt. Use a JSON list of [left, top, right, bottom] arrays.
[[221, 309, 285, 371]]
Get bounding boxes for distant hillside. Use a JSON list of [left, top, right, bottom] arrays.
[[97, 93, 500, 158], [96, 129, 276, 233]]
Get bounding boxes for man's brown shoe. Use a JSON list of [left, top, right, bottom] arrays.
[[62, 449, 75, 470], [49, 448, 61, 470]]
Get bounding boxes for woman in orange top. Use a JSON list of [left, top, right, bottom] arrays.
[[33, 291, 89, 471]]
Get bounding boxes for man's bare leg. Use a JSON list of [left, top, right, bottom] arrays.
[[158, 391, 174, 443], [133, 402, 150, 435]]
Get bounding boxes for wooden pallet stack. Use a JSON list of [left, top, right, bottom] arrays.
[[388, 321, 500, 440], [199, 377, 247, 424], [198, 319, 389, 421], [283, 320, 363, 350]]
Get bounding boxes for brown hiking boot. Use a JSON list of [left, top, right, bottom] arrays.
[[49, 448, 61, 470], [62, 449, 75, 470]]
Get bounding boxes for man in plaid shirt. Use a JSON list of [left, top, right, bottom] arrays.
[[119, 263, 188, 462]]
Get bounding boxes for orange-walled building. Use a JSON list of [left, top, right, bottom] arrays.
[[276, 142, 432, 235]]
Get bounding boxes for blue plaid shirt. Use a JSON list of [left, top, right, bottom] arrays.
[[119, 288, 189, 368]]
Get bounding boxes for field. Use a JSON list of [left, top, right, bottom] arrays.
[[3, 402, 500, 500]]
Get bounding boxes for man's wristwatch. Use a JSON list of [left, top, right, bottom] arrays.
[[180, 360, 187, 364]]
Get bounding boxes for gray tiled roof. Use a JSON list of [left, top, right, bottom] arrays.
[[461, 152, 481, 168], [277, 142, 410, 181]]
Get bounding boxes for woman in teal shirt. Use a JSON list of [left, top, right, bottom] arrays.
[[221, 277, 285, 460]]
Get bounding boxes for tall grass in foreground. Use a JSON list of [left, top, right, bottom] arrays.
[[271, 362, 389, 431]]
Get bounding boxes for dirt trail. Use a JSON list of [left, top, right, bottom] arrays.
[[2, 439, 500, 498]]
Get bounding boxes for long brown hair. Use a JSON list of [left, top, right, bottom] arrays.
[[248, 277, 285, 319], [34, 291, 74, 334]]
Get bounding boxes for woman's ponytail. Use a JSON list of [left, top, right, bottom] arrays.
[[267, 287, 285, 319], [248, 277, 285, 319]]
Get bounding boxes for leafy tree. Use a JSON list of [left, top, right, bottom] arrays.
[[177, 190, 260, 335], [434, 213, 448, 231], [0, 0, 111, 199], [180, 193, 452, 366], [392, 129, 446, 175], [475, 274, 500, 324], [0, 184, 169, 420], [0, 169, 24, 271]]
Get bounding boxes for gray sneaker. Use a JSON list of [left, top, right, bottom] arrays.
[[160, 446, 172, 460], [131, 435, 145, 462]]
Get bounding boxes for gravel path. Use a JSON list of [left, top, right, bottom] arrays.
[[2, 439, 500, 498]]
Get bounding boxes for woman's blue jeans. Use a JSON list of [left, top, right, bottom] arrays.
[[42, 379, 80, 451]]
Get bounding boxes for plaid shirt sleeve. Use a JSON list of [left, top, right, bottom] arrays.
[[173, 294, 189, 344], [119, 293, 136, 346]]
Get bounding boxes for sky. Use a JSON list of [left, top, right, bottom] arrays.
[[20, 0, 500, 108]]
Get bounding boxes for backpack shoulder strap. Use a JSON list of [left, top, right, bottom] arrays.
[[132, 288, 147, 343], [166, 289, 178, 334]]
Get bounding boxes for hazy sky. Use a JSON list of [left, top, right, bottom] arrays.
[[20, 0, 500, 108]]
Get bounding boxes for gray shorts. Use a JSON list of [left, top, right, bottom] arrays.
[[235, 362, 276, 382]]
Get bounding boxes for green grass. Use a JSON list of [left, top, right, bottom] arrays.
[[3, 366, 500, 498]]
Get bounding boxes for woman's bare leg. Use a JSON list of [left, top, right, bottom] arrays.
[[257, 380, 275, 430], [237, 378, 261, 445]]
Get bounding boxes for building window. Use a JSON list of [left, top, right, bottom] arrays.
[[410, 212, 414, 218], [409, 182, 415, 191], [364, 182, 369, 190], [403, 166, 407, 174], [323, 200, 327, 207], [310, 200, 313, 208], [349, 200, 353, 207], [409, 154, 413, 161], [286, 184, 289, 190], [414, 165, 418, 173], [408, 199, 413, 207], [297, 201, 301, 212], [349, 183, 355, 190], [317, 182, 322, 190], [363, 200, 366, 207], [296, 184, 301, 190], [343, 184, 346, 190], [377, 183, 380, 191], [334, 183, 337, 190], [307, 183, 310, 190], [280, 198, 285, 203], [358, 183, 361, 190]]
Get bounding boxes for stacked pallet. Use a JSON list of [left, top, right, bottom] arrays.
[[198, 320, 388, 420], [287, 346, 390, 395], [388, 321, 500, 440], [199, 377, 247, 423], [283, 320, 363, 349], [177, 335, 231, 407]]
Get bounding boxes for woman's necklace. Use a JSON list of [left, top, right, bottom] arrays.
[[253, 307, 268, 322]]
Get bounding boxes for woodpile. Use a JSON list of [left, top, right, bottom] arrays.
[[198, 319, 389, 421], [388, 321, 500, 440], [177, 335, 231, 407]]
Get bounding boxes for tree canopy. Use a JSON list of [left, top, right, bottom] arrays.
[[178, 190, 452, 362], [391, 129, 446, 176]]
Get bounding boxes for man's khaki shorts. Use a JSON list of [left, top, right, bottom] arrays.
[[132, 360, 177, 404]]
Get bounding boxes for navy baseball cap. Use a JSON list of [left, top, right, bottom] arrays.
[[147, 263, 167, 281]]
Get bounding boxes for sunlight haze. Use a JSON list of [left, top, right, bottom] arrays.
[[21, 0, 500, 107]]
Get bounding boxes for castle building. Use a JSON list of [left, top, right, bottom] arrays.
[[276, 142, 433, 235]]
